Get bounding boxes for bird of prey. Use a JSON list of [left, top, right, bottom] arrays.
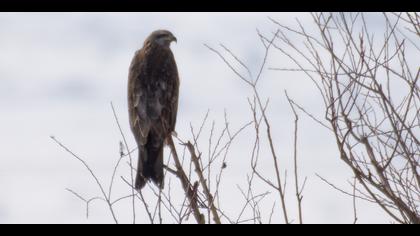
[[128, 30, 179, 190]]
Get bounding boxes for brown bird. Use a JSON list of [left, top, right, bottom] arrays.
[[128, 30, 179, 190]]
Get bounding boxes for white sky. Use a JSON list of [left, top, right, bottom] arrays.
[[0, 12, 410, 224]]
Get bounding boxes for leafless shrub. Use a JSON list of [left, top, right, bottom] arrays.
[[52, 102, 260, 224], [205, 28, 309, 224], [52, 12, 419, 224], [265, 12, 419, 224]]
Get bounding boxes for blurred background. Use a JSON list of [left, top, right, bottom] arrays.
[[0, 12, 399, 223]]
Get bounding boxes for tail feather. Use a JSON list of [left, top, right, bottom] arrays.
[[135, 146, 147, 190], [149, 145, 164, 188], [135, 143, 164, 190]]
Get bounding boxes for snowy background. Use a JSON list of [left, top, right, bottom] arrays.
[[0, 12, 403, 223]]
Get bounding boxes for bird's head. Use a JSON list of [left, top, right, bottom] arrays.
[[145, 30, 177, 48]]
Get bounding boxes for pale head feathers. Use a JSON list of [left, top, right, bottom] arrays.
[[144, 30, 177, 47]]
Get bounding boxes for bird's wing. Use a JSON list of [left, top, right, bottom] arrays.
[[128, 50, 152, 146]]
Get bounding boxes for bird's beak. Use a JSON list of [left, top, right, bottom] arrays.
[[172, 36, 177, 43]]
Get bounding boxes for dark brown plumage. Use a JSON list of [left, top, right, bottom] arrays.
[[128, 30, 179, 190]]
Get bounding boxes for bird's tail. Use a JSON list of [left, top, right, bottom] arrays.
[[135, 143, 164, 190]]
